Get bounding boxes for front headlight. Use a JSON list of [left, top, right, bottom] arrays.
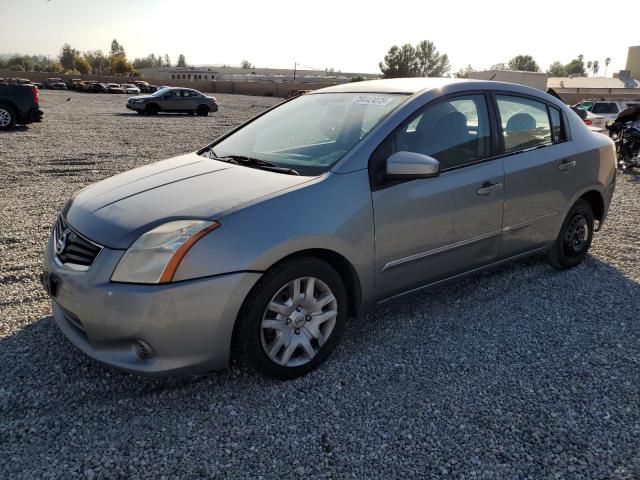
[[111, 220, 220, 284]]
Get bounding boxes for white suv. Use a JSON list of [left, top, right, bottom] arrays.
[[574, 99, 640, 130]]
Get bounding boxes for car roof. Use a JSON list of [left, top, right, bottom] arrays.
[[314, 77, 475, 94], [313, 77, 566, 109]]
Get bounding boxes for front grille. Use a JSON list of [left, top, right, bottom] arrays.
[[53, 216, 102, 269]]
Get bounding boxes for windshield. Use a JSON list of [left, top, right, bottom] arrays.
[[152, 87, 171, 97], [209, 92, 407, 176]]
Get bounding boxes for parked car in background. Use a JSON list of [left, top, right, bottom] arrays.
[[106, 83, 124, 94], [89, 82, 108, 93], [133, 80, 152, 93], [44, 78, 67, 90], [69, 79, 83, 90], [33, 82, 43, 89], [45, 78, 616, 379], [126, 87, 218, 116], [147, 84, 158, 93], [0, 83, 43, 130], [574, 99, 640, 131], [121, 83, 141, 94]]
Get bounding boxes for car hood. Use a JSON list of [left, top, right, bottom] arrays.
[[63, 152, 313, 249], [127, 95, 152, 101]]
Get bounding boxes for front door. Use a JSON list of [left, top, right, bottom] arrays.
[[494, 95, 579, 256], [371, 94, 505, 300]]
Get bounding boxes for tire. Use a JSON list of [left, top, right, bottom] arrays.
[[196, 105, 209, 117], [0, 105, 17, 131], [234, 257, 348, 379], [547, 199, 594, 270], [145, 103, 159, 115]]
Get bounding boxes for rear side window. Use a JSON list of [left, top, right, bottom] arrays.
[[496, 95, 552, 153], [549, 106, 566, 143], [591, 103, 618, 114]]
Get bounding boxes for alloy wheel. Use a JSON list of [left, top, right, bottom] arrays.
[[0, 108, 11, 128], [260, 276, 338, 367]]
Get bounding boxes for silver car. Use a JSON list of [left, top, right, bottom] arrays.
[[42, 78, 616, 379], [126, 87, 219, 116]]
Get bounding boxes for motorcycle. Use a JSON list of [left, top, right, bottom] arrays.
[[606, 106, 640, 171]]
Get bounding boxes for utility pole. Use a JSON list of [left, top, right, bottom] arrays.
[[293, 61, 297, 82]]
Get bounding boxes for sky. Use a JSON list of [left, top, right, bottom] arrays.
[[0, 0, 638, 76]]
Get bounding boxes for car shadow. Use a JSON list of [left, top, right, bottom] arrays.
[[112, 112, 200, 118], [2, 253, 638, 391], [0, 125, 30, 133]]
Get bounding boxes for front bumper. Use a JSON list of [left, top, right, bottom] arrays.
[[126, 102, 145, 111], [43, 227, 261, 375]]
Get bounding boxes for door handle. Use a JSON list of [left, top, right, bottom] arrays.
[[477, 181, 503, 196], [558, 159, 577, 172]]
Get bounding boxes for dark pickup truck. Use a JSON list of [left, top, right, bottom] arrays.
[[0, 84, 44, 130]]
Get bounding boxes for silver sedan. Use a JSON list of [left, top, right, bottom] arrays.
[[42, 78, 616, 379]]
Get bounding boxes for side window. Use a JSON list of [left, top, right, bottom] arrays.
[[496, 95, 552, 153], [591, 103, 618, 114], [384, 95, 492, 171], [549, 106, 566, 143]]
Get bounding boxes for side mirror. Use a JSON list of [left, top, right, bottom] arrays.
[[386, 151, 440, 179]]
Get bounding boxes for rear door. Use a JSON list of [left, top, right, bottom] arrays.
[[495, 94, 578, 256]]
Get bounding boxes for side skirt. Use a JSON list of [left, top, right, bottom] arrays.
[[377, 245, 550, 305]]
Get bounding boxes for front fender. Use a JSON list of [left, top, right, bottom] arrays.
[[173, 169, 376, 310]]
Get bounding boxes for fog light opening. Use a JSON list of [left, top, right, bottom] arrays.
[[134, 340, 155, 360]]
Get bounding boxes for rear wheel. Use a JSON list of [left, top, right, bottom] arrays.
[[0, 105, 16, 130], [145, 103, 159, 115], [234, 257, 347, 379], [547, 199, 594, 270], [196, 105, 209, 117]]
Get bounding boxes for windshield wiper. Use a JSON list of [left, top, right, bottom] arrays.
[[214, 154, 300, 176]]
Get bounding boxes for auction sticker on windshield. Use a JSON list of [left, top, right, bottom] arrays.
[[352, 96, 395, 106]]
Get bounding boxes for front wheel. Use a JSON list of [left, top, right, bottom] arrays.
[[547, 199, 594, 270], [234, 257, 347, 379], [144, 103, 159, 115], [0, 105, 17, 130]]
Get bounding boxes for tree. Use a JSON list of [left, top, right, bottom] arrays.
[[592, 60, 600, 77], [164, 54, 171, 67], [490, 63, 508, 70], [83, 50, 108, 75], [604, 57, 611, 77], [507, 55, 540, 72], [586, 60, 592, 76], [240, 59, 253, 69], [379, 44, 417, 78], [59, 43, 79, 71], [110, 39, 125, 57], [547, 61, 567, 77], [74, 55, 90, 74], [565, 56, 586, 76], [177, 54, 187, 67], [414, 40, 450, 77], [454, 64, 475, 79], [109, 55, 133, 75]]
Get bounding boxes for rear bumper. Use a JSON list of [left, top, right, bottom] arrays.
[[18, 108, 43, 125]]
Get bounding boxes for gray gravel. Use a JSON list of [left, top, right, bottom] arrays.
[[1, 90, 639, 479]]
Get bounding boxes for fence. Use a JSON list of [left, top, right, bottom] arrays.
[[0, 70, 336, 98]]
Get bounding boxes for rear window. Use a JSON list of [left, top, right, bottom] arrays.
[[591, 103, 618, 114], [496, 95, 552, 153]]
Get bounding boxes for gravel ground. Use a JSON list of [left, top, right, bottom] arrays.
[[1, 90, 639, 479]]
